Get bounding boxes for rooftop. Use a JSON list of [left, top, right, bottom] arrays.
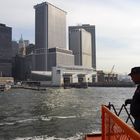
[[34, 2, 67, 14]]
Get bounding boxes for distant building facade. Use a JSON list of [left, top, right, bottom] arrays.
[[69, 28, 92, 68], [69, 24, 96, 69], [25, 44, 36, 79], [12, 34, 33, 81], [52, 65, 96, 86], [34, 2, 67, 71], [12, 55, 26, 81], [0, 23, 12, 76], [18, 35, 26, 56], [97, 70, 118, 83], [12, 41, 19, 57], [26, 44, 35, 55], [47, 48, 74, 71]]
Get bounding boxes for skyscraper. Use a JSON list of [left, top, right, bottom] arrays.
[[69, 24, 96, 69], [34, 2, 67, 71], [0, 23, 12, 76], [18, 35, 26, 56], [69, 29, 92, 68]]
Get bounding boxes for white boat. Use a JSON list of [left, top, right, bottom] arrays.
[[0, 84, 11, 92], [5, 84, 11, 90]]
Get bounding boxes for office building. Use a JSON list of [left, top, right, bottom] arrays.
[[13, 43, 36, 81], [47, 48, 74, 71], [34, 2, 67, 71], [0, 23, 12, 76], [12, 55, 26, 80], [26, 44, 35, 55], [18, 35, 26, 56], [69, 24, 96, 69], [69, 28, 92, 68], [12, 41, 19, 57]]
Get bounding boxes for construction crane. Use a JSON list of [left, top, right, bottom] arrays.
[[110, 65, 115, 74], [107, 65, 115, 82]]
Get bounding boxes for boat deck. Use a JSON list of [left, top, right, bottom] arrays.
[[85, 134, 101, 140]]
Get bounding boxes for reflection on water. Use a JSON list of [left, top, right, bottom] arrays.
[[0, 87, 135, 140]]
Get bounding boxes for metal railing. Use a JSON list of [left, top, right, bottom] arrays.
[[107, 102, 134, 126]]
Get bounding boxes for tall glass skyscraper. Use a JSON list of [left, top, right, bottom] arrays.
[[34, 2, 67, 71], [69, 29, 92, 68], [69, 24, 96, 69], [0, 23, 12, 76]]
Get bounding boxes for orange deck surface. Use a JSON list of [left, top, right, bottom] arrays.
[[85, 134, 101, 140]]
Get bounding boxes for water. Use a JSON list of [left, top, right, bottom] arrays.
[[0, 87, 135, 140]]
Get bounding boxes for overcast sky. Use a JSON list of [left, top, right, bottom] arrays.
[[0, 0, 140, 74]]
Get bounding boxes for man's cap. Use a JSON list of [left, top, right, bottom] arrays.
[[128, 67, 140, 76]]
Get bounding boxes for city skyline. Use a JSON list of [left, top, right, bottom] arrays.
[[0, 0, 140, 74]]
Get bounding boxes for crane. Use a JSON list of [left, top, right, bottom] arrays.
[[110, 65, 115, 74], [107, 65, 115, 82]]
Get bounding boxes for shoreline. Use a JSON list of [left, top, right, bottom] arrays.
[[11, 82, 135, 91]]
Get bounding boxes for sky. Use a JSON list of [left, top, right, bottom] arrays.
[[0, 0, 140, 74]]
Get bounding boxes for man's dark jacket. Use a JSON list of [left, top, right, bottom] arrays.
[[130, 85, 140, 119]]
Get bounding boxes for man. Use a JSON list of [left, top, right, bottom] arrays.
[[125, 67, 140, 132]]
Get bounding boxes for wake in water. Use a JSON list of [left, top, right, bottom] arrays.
[[0, 115, 78, 126], [13, 133, 83, 140]]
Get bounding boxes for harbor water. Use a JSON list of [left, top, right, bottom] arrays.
[[0, 87, 135, 140]]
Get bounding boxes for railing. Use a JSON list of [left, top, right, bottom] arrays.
[[102, 105, 140, 140], [107, 103, 134, 126]]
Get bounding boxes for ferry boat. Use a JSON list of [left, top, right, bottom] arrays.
[[85, 103, 140, 140]]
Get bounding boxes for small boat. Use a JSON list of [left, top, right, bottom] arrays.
[[0, 84, 11, 92], [85, 103, 140, 140], [0, 84, 5, 92], [5, 84, 11, 90]]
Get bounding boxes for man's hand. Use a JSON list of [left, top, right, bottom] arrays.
[[125, 99, 132, 106]]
